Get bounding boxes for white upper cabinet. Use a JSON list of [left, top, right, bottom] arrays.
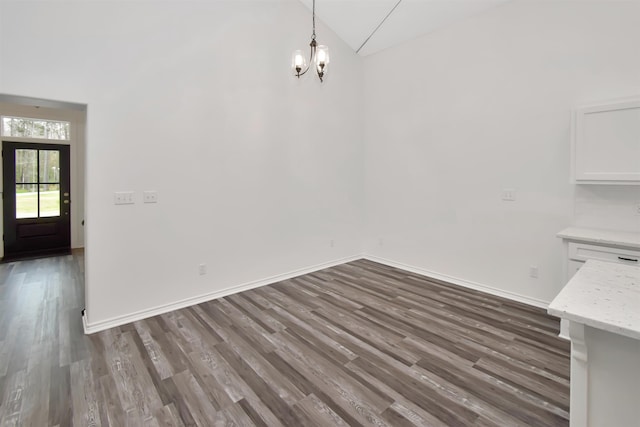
[[571, 97, 640, 184]]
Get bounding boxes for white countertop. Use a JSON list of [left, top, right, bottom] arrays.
[[557, 227, 640, 249], [548, 259, 640, 340]]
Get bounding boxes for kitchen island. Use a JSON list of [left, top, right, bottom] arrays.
[[548, 259, 640, 427]]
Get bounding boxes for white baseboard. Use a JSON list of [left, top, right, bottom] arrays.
[[363, 254, 550, 309], [83, 254, 362, 334], [82, 310, 89, 333], [84, 253, 552, 334]]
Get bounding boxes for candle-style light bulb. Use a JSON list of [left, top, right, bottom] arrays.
[[292, 50, 307, 77], [315, 45, 329, 81]]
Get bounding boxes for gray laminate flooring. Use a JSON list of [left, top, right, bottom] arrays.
[[0, 252, 570, 426]]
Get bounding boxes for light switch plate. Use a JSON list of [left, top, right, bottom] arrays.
[[114, 191, 134, 205]]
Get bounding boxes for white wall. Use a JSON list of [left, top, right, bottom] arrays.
[[0, 1, 3, 85], [1, 0, 364, 330], [574, 185, 640, 232], [363, 0, 640, 304]]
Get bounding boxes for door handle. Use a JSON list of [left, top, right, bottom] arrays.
[[63, 200, 70, 204]]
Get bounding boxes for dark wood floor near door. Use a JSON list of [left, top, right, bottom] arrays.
[[0, 253, 570, 426]]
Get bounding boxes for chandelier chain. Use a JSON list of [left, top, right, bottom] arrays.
[[312, 0, 316, 40]]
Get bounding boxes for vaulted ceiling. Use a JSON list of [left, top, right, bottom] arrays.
[[298, 0, 511, 56]]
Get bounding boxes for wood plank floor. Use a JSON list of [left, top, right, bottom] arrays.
[[0, 252, 570, 426]]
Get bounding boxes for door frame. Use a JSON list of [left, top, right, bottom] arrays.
[[0, 101, 85, 258]]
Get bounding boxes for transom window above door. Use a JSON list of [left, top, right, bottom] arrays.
[[1, 116, 70, 140]]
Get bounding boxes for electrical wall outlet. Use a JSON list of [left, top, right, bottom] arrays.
[[198, 263, 206, 275], [529, 266, 539, 279], [501, 189, 516, 201], [143, 190, 158, 203]]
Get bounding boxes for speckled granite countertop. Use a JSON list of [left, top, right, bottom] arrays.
[[548, 259, 640, 340], [557, 227, 640, 249]]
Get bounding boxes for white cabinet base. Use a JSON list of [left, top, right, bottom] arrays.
[[569, 322, 587, 427], [559, 319, 570, 340], [568, 322, 640, 427]]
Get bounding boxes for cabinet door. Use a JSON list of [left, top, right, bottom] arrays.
[[572, 97, 640, 184]]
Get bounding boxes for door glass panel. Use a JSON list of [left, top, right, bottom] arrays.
[[15, 149, 38, 183], [39, 150, 60, 183], [16, 184, 38, 218], [39, 184, 60, 217]]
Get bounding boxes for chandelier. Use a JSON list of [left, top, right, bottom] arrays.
[[291, 0, 329, 82]]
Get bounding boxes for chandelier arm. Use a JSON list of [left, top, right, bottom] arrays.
[[297, 65, 311, 77], [297, 38, 317, 77]]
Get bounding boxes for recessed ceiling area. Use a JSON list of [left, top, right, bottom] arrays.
[[299, 0, 512, 56]]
